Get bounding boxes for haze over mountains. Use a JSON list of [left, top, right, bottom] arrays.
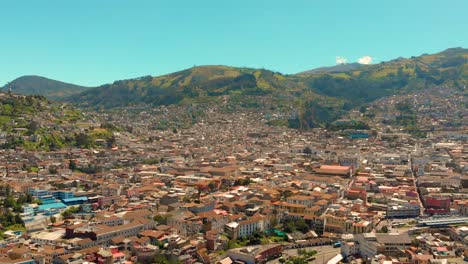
[[2, 47, 467, 128]]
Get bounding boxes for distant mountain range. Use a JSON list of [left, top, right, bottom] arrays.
[[298, 62, 363, 74], [1, 75, 90, 100], [3, 47, 467, 128]]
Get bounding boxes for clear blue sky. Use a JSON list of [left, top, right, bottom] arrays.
[[2, 0, 467, 87]]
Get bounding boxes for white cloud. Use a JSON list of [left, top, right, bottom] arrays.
[[358, 56, 373, 64], [336, 56, 347, 65]]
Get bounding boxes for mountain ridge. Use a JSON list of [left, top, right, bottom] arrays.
[[1, 75, 90, 100], [3, 47, 466, 129], [64, 47, 466, 128], [298, 62, 364, 74]]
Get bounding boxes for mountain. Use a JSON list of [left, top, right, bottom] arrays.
[[299, 63, 363, 74], [65, 47, 467, 128], [67, 65, 314, 108], [298, 47, 467, 103], [2, 75, 90, 100]]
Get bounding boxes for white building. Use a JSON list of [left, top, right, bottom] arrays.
[[387, 203, 420, 218]]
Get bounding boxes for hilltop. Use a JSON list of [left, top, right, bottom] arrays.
[[2, 75, 90, 100]]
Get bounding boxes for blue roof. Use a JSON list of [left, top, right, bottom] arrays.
[[62, 197, 88, 203], [39, 202, 66, 211]]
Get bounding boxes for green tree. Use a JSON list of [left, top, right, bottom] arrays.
[[74, 133, 93, 148], [49, 165, 58, 174], [208, 182, 216, 191], [106, 135, 116, 148], [153, 214, 170, 225], [380, 225, 389, 233], [69, 160, 77, 170]]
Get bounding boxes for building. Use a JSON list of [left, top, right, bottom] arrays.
[[0, 258, 36, 264], [37, 196, 66, 214], [387, 203, 420, 218], [31, 229, 65, 245], [313, 165, 352, 177], [227, 244, 283, 264], [62, 197, 88, 206], [424, 197, 450, 215], [28, 188, 49, 198], [65, 219, 155, 245], [287, 195, 315, 208], [348, 221, 372, 234], [210, 167, 238, 177], [225, 215, 268, 239], [324, 214, 347, 233], [50, 191, 74, 200], [341, 241, 360, 257], [97, 195, 121, 208], [238, 216, 267, 238], [354, 233, 412, 259], [22, 204, 37, 216], [456, 200, 468, 216]]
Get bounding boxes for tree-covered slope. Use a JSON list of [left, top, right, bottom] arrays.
[[0, 92, 114, 150], [299, 47, 467, 103], [67, 65, 307, 108]]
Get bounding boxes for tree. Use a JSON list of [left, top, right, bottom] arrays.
[[380, 225, 389, 233], [359, 105, 367, 113], [283, 218, 309, 233], [270, 217, 279, 228], [106, 135, 116, 148], [74, 133, 92, 148], [153, 256, 168, 264], [153, 214, 170, 225], [208, 182, 216, 192], [280, 190, 293, 199], [62, 206, 80, 219], [49, 165, 58, 174], [227, 240, 240, 249], [27, 121, 39, 134], [69, 160, 77, 170], [14, 214, 23, 225]]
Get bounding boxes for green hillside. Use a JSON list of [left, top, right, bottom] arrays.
[[2, 76, 90, 100], [299, 47, 467, 103], [69, 66, 302, 108], [0, 92, 114, 150], [64, 47, 468, 128]]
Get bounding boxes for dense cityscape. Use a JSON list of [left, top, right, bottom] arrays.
[[0, 2, 467, 263], [0, 81, 466, 264]]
